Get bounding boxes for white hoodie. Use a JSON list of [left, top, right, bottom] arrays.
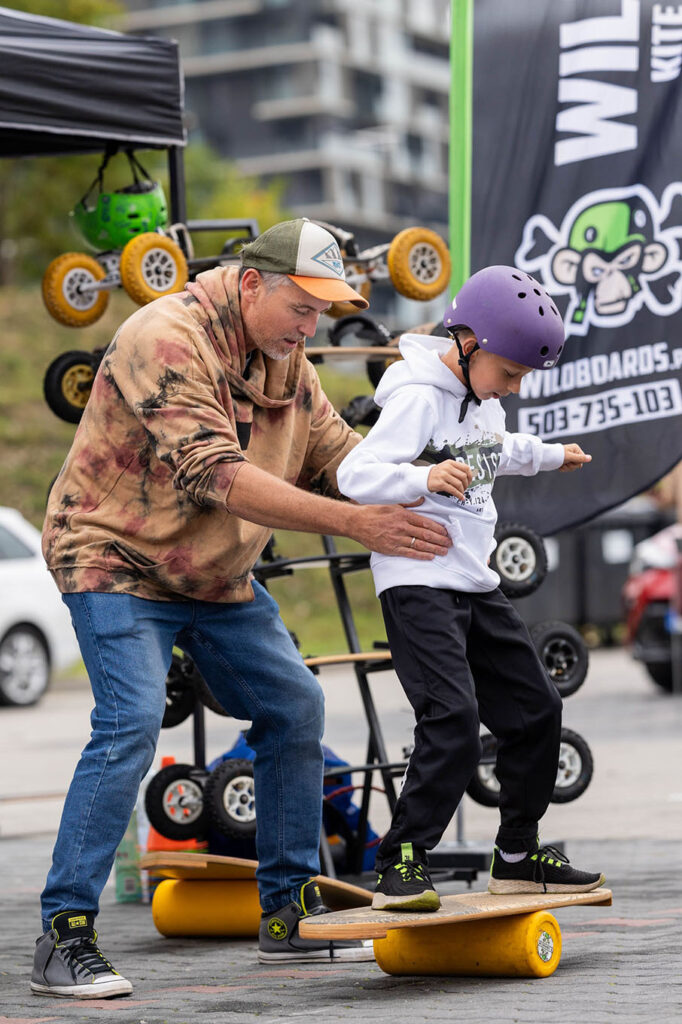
[[337, 333, 564, 596]]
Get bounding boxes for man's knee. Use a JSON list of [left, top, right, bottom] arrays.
[[100, 703, 162, 770], [253, 668, 324, 738]]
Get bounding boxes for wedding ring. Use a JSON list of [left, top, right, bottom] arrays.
[[410, 536, 416, 548]]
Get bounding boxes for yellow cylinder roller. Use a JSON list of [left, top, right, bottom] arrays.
[[152, 879, 261, 938], [373, 911, 562, 978]]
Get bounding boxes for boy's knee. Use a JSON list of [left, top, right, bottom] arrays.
[[543, 687, 563, 725], [462, 721, 483, 774]]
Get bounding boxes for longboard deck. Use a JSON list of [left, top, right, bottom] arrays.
[[139, 851, 373, 909], [298, 887, 613, 940]]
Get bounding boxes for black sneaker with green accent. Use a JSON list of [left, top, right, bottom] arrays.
[[488, 844, 605, 895], [258, 880, 375, 963], [372, 843, 440, 911], [31, 911, 132, 999]]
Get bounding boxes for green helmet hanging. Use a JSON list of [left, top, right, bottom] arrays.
[[71, 150, 168, 251]]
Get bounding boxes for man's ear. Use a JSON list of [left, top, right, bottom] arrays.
[[240, 268, 261, 299]]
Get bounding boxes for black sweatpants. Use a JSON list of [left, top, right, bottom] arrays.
[[374, 585, 563, 872]]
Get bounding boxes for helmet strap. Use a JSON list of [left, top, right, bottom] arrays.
[[453, 332, 481, 423], [125, 148, 153, 185]]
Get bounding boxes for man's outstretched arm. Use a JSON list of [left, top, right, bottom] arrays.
[[226, 463, 451, 561]]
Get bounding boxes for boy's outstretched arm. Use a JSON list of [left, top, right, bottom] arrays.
[[559, 443, 592, 472]]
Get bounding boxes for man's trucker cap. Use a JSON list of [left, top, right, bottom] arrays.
[[240, 218, 369, 308]]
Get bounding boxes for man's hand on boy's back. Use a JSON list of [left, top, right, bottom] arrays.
[[559, 444, 592, 472], [426, 460, 474, 500]]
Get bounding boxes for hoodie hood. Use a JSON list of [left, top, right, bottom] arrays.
[[186, 265, 302, 409], [374, 333, 466, 407]]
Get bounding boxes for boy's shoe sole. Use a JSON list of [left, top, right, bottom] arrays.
[[372, 890, 441, 912], [258, 940, 375, 964], [31, 978, 133, 999], [488, 873, 605, 895]]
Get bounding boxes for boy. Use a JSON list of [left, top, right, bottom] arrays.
[[337, 265, 604, 911]]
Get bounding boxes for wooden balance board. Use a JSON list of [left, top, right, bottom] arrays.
[[304, 345, 399, 359], [299, 887, 613, 978], [139, 852, 372, 939]]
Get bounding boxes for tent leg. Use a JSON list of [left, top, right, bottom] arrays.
[[168, 146, 186, 224]]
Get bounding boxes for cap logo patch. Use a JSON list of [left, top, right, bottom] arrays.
[[310, 243, 344, 277]]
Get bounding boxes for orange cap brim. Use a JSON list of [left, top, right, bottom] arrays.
[[287, 274, 369, 309]]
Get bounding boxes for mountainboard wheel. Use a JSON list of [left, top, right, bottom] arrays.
[[531, 620, 589, 697], [119, 232, 188, 305], [466, 728, 593, 807], [387, 227, 451, 301], [491, 522, 548, 598], [204, 758, 257, 838], [551, 727, 594, 804], [144, 762, 208, 840], [43, 350, 99, 423], [42, 252, 109, 327], [161, 653, 197, 728]]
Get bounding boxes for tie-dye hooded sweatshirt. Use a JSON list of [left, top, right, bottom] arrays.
[[42, 266, 359, 603]]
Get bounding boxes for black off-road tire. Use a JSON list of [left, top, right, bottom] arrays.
[[492, 522, 548, 599], [531, 620, 589, 698], [43, 350, 100, 423], [144, 762, 208, 840], [204, 759, 257, 838], [465, 728, 594, 807], [465, 733, 500, 807], [161, 653, 197, 728], [551, 728, 594, 804]]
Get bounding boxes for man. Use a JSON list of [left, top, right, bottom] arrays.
[[32, 218, 451, 999]]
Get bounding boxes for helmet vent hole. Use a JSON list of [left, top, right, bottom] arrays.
[[512, 273, 522, 280], [540, 345, 549, 356], [518, 292, 527, 298], [534, 288, 541, 295], [551, 305, 559, 316], [538, 306, 545, 316], [558, 344, 564, 354]]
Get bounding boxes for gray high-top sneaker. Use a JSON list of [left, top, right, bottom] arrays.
[[31, 911, 133, 999], [258, 880, 374, 963]]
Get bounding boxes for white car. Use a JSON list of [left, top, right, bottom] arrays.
[[0, 507, 81, 706]]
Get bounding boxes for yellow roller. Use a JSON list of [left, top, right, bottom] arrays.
[[373, 911, 562, 978], [152, 879, 261, 937]]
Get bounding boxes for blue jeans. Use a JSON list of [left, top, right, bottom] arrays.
[[41, 583, 324, 929]]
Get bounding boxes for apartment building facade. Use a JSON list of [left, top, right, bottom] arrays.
[[121, 0, 450, 246]]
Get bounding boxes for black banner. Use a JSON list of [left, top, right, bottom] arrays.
[[471, 0, 682, 534]]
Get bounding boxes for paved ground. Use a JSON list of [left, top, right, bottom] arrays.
[[1, 647, 681, 1022]]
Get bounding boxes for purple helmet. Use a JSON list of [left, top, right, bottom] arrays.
[[443, 266, 565, 369]]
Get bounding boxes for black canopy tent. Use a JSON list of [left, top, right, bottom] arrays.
[[0, 5, 187, 220]]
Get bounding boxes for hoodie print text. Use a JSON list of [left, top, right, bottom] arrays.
[[415, 432, 505, 511]]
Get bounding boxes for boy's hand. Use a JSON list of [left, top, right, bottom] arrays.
[[427, 459, 473, 500], [560, 443, 592, 472]]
